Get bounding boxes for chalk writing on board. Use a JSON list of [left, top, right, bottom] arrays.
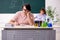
[[9, 0, 18, 9]]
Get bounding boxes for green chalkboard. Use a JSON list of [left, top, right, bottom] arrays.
[[0, 0, 45, 13]]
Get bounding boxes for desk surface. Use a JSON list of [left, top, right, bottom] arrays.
[[4, 28, 53, 30], [1, 25, 60, 30], [1, 25, 53, 30]]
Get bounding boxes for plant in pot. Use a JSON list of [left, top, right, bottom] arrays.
[[46, 6, 56, 20], [46, 6, 59, 25]]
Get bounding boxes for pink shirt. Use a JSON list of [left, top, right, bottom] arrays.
[[12, 11, 34, 25]]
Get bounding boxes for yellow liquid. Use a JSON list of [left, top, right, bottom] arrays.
[[34, 23, 38, 27]]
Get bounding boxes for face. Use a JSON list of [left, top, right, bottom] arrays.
[[40, 10, 44, 14], [22, 6, 29, 14]]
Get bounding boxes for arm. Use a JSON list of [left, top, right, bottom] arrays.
[[9, 11, 20, 25], [27, 12, 34, 25]]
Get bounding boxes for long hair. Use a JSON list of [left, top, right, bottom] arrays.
[[40, 8, 46, 14]]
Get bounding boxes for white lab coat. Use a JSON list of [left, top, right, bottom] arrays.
[[34, 14, 46, 21]]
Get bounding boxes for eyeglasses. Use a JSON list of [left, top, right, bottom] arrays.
[[23, 9, 29, 12]]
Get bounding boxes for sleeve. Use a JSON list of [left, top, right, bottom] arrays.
[[30, 13, 34, 20], [11, 11, 20, 21]]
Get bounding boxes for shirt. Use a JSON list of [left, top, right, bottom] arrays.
[[12, 11, 34, 25], [35, 14, 46, 21]]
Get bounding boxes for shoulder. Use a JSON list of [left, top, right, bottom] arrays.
[[43, 14, 47, 16], [30, 13, 33, 15], [35, 13, 40, 16], [16, 11, 22, 14], [29, 13, 34, 19], [15, 11, 22, 15]]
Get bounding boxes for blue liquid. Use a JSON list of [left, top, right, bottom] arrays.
[[48, 23, 52, 27]]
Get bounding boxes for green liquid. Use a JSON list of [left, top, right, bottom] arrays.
[[41, 21, 47, 27]]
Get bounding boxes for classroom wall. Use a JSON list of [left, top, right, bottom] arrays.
[[45, 0, 60, 19], [0, 14, 15, 27]]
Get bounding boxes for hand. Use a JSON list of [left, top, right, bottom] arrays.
[[27, 12, 31, 17], [27, 12, 34, 25]]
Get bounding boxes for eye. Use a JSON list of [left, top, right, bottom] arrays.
[[23, 9, 26, 11]]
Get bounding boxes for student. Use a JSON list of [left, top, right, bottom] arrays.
[[35, 8, 46, 21], [9, 4, 34, 26]]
